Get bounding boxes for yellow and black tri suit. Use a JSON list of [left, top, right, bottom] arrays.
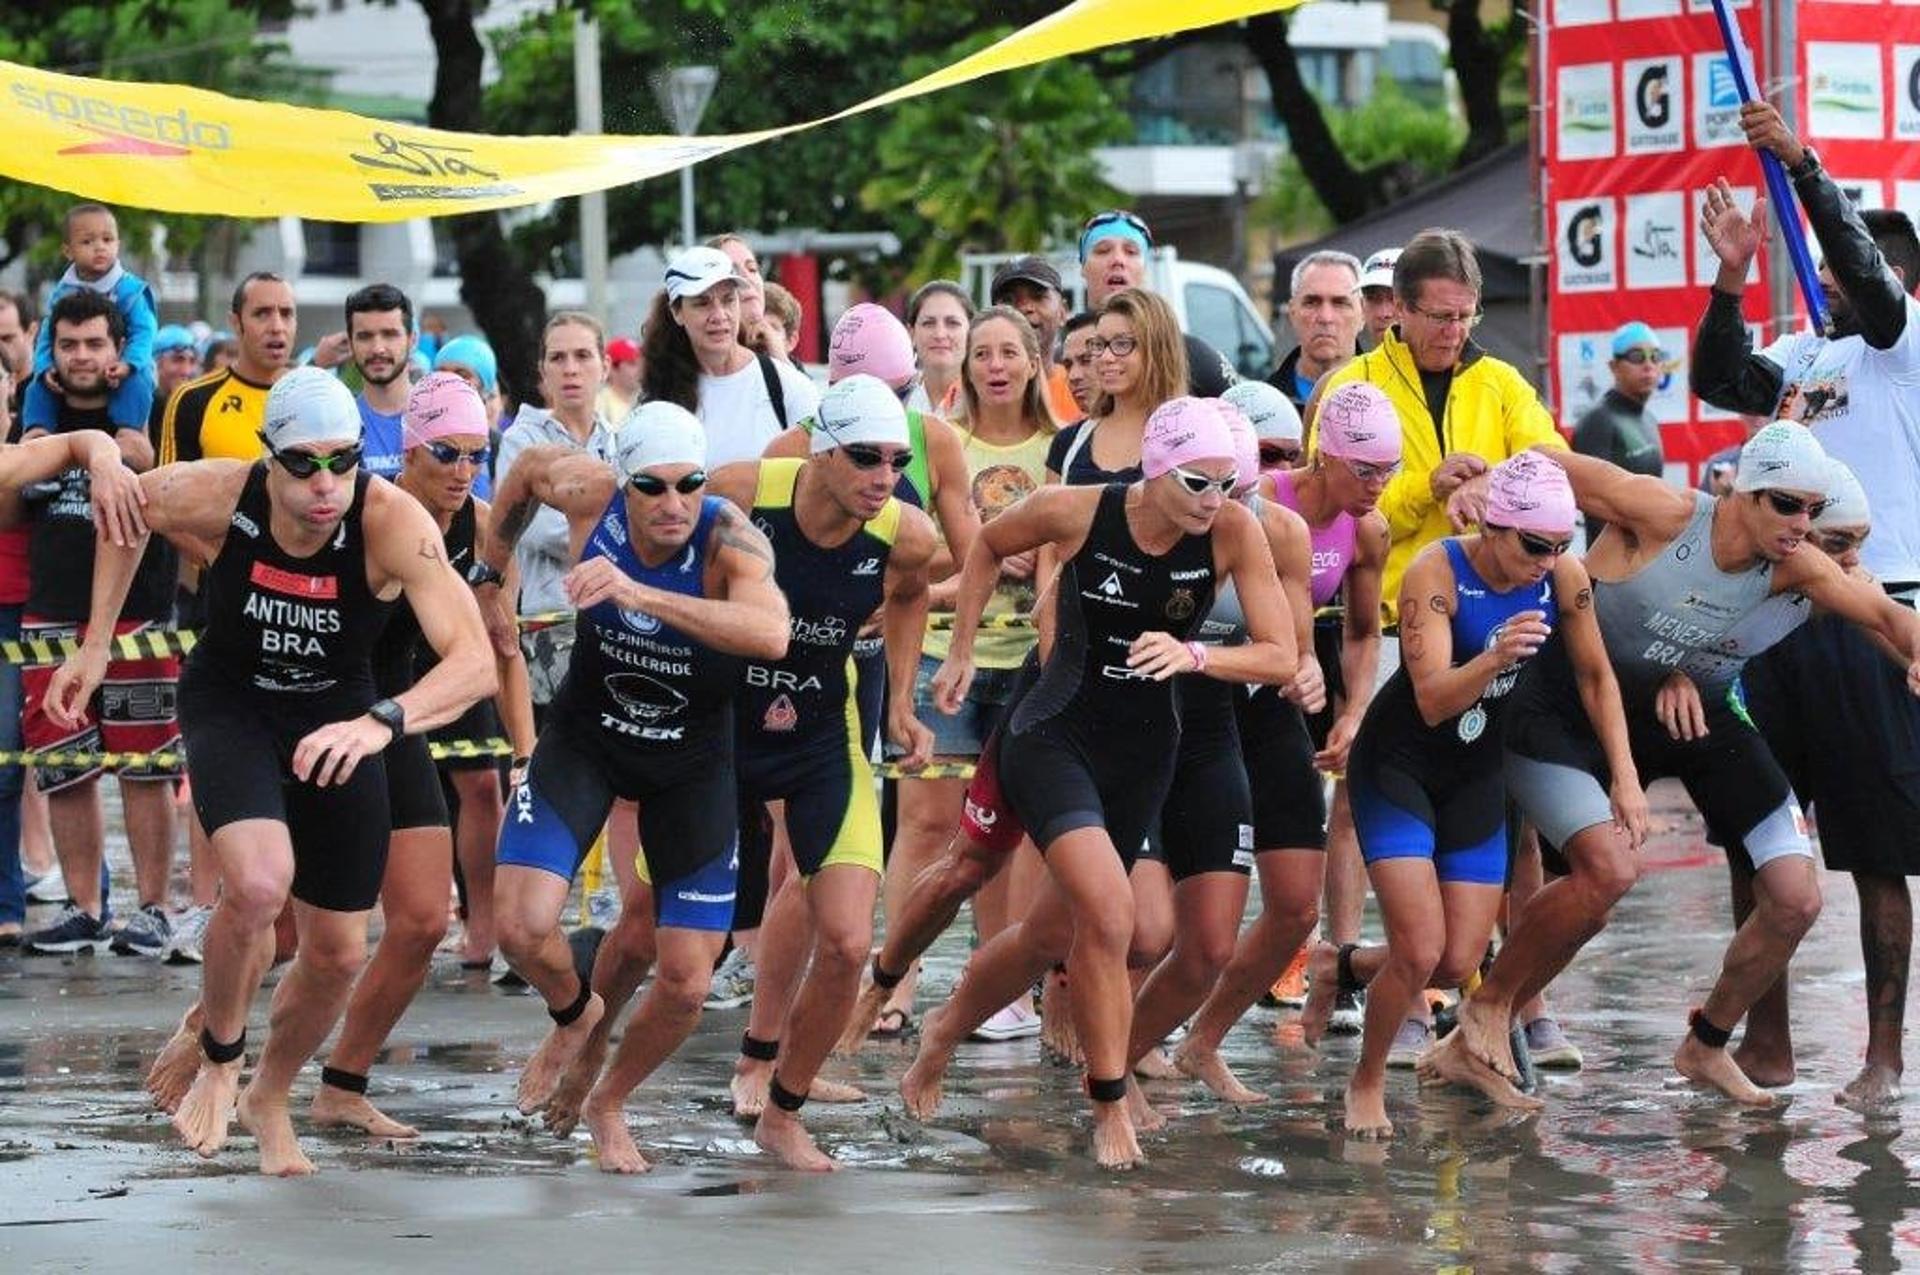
[[736, 458, 898, 878], [158, 366, 274, 464]]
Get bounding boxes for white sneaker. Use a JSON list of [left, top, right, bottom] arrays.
[[1385, 1018, 1434, 1069], [25, 862, 67, 905], [969, 1001, 1041, 1042], [162, 904, 212, 965], [703, 948, 756, 1010]]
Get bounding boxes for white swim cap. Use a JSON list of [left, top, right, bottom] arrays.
[[262, 366, 360, 450], [615, 400, 708, 476], [811, 374, 910, 455], [1734, 422, 1829, 497], [1222, 380, 1303, 445], [1814, 457, 1870, 529]]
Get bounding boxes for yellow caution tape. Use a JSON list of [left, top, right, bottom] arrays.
[[0, 736, 514, 772], [874, 761, 977, 781], [0, 628, 197, 666]]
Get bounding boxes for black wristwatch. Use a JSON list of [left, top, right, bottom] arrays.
[[465, 560, 505, 589], [367, 697, 406, 741], [1787, 147, 1822, 181]]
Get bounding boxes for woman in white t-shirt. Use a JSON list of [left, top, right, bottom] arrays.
[[905, 280, 973, 421], [639, 245, 820, 466]]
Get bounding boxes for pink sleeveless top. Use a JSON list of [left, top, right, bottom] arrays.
[[1270, 469, 1358, 608]]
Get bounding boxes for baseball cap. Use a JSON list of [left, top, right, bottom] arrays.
[[991, 255, 1063, 302], [606, 337, 641, 365], [1360, 248, 1401, 292], [664, 246, 740, 302], [1611, 321, 1662, 357], [1734, 422, 1830, 496], [154, 324, 196, 356]]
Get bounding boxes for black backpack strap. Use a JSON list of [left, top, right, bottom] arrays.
[[755, 352, 788, 430]]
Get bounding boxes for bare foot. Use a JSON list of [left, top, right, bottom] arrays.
[[731, 1057, 773, 1120], [147, 1004, 205, 1114], [834, 978, 890, 1056], [1132, 1046, 1177, 1081], [172, 1057, 243, 1158], [1732, 1043, 1797, 1089], [805, 1076, 866, 1103], [543, 1030, 610, 1137], [310, 1084, 419, 1139], [584, 1098, 651, 1174], [1124, 1079, 1167, 1133], [237, 1083, 315, 1177], [515, 994, 605, 1115], [754, 1104, 835, 1171], [1041, 971, 1081, 1065], [1090, 1102, 1144, 1170], [1453, 993, 1520, 1081], [1674, 1036, 1775, 1108], [1297, 943, 1342, 1048], [1343, 1078, 1393, 1139], [1172, 1039, 1267, 1105], [1416, 1032, 1544, 1111], [1837, 1063, 1903, 1113], [900, 1005, 956, 1120]]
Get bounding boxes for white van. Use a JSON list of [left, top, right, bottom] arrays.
[[960, 247, 1276, 380]]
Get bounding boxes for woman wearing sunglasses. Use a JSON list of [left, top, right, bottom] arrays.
[[1442, 425, 1920, 1111], [905, 398, 1297, 1170], [1319, 452, 1632, 1138], [308, 373, 538, 1140], [1174, 382, 1393, 1103]]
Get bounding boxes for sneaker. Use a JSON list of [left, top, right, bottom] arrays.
[[1385, 1018, 1434, 1069], [163, 905, 212, 965], [24, 904, 110, 954], [1266, 946, 1310, 1009], [110, 904, 172, 957], [969, 1001, 1041, 1042], [585, 888, 620, 932], [703, 947, 757, 1010], [1524, 1015, 1584, 1070], [1327, 987, 1365, 1035], [24, 862, 68, 905]]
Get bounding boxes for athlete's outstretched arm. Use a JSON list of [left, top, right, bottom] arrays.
[[1534, 446, 1691, 544], [1398, 541, 1548, 727], [1557, 555, 1647, 849], [922, 413, 982, 571], [882, 507, 938, 772], [1783, 547, 1920, 692], [480, 444, 618, 575], [0, 430, 147, 546]]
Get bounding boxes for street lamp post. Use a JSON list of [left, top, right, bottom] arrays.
[[651, 66, 720, 249]]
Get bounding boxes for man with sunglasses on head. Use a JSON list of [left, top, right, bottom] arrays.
[[52, 367, 495, 1175], [475, 401, 789, 1170], [700, 374, 935, 1171], [1426, 424, 1920, 1109], [1079, 209, 1238, 398], [1573, 321, 1668, 542]]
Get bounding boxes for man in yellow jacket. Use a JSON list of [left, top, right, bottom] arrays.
[[1316, 229, 1567, 619]]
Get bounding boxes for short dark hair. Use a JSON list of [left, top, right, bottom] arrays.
[[345, 282, 414, 334], [1863, 210, 1920, 293], [0, 287, 33, 328], [231, 270, 289, 318], [63, 203, 114, 239], [1061, 310, 1098, 338], [50, 288, 125, 345], [1394, 229, 1482, 307]]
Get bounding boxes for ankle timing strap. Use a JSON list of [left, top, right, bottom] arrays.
[[1086, 1075, 1128, 1104], [870, 957, 905, 991], [200, 1027, 246, 1065], [768, 1075, 807, 1112], [1336, 943, 1360, 996], [321, 1066, 369, 1095], [740, 1032, 780, 1062], [549, 982, 592, 1028], [1688, 1007, 1733, 1050]]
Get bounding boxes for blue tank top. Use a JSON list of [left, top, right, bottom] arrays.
[[555, 492, 740, 754]]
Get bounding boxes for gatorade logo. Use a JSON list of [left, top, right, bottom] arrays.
[[14, 82, 234, 156], [1635, 64, 1671, 129], [1568, 205, 1604, 268]]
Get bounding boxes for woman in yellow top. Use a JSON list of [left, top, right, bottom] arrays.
[[873, 306, 1057, 1038]]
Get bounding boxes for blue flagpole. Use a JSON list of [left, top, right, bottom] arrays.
[[1709, 0, 1831, 335]]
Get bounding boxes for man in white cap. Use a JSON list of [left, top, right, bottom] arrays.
[[1358, 247, 1400, 349], [53, 365, 496, 1176], [704, 373, 937, 1171], [474, 401, 790, 1171], [1425, 424, 1920, 1109]]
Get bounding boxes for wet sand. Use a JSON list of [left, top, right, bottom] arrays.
[[6, 782, 1920, 1272]]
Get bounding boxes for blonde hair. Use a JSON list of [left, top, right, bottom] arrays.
[[956, 306, 1057, 436], [1092, 287, 1186, 419]]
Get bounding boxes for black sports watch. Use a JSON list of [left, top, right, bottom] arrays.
[[368, 697, 406, 741], [1786, 147, 1823, 181], [465, 560, 505, 589]]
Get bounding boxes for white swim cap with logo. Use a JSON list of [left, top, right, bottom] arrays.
[[615, 400, 708, 477], [262, 366, 361, 450], [1814, 456, 1870, 529], [1222, 380, 1304, 444], [1734, 421, 1830, 496], [811, 374, 911, 454]]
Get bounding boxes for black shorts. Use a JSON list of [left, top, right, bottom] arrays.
[[737, 718, 883, 878], [1236, 686, 1327, 850], [430, 696, 503, 773], [1304, 618, 1345, 749], [180, 673, 390, 914], [1000, 714, 1174, 869], [1158, 681, 1253, 881], [853, 637, 885, 758], [387, 733, 449, 831]]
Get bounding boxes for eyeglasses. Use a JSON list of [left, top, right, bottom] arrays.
[[1514, 529, 1574, 558], [1761, 490, 1831, 520], [1082, 209, 1154, 245], [1086, 335, 1139, 358], [424, 441, 491, 467], [1615, 347, 1667, 366], [629, 469, 707, 496], [1407, 304, 1484, 330], [1169, 465, 1238, 496], [261, 437, 362, 478], [1342, 457, 1402, 483], [841, 444, 912, 473], [1813, 528, 1868, 554], [1259, 442, 1302, 466]]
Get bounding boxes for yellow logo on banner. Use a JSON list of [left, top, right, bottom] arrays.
[[0, 0, 1301, 223]]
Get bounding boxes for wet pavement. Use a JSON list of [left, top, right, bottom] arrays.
[[6, 781, 1920, 1272]]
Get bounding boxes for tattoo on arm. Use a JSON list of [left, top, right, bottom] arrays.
[[494, 498, 536, 553], [1428, 594, 1448, 614], [417, 537, 441, 562], [1576, 587, 1593, 611], [714, 505, 775, 579]]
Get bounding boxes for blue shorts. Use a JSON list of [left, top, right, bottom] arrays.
[[1349, 759, 1508, 886], [912, 654, 1020, 759]]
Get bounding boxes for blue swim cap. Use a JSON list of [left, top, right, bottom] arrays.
[[1610, 321, 1660, 357], [434, 335, 498, 395], [154, 324, 196, 355]]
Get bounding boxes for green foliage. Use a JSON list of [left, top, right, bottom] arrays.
[[1254, 77, 1464, 240]]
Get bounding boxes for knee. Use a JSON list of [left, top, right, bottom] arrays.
[[221, 861, 293, 928], [384, 902, 450, 957], [650, 957, 712, 1017], [300, 931, 368, 982], [1576, 843, 1639, 905], [1187, 927, 1239, 975], [1080, 903, 1136, 959], [1432, 951, 1485, 989], [1263, 892, 1319, 940], [1764, 873, 1823, 937], [1391, 937, 1444, 986], [813, 920, 874, 975], [493, 900, 548, 961]]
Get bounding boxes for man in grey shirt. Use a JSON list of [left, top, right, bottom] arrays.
[[1572, 321, 1666, 542]]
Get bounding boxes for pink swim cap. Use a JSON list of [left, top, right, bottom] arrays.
[[1218, 400, 1261, 496], [404, 371, 490, 449], [1485, 452, 1577, 536], [1317, 382, 1403, 465], [829, 304, 917, 389], [1142, 396, 1237, 481]]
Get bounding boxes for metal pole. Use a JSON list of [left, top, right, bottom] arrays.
[[681, 167, 697, 249], [573, 11, 608, 323]]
